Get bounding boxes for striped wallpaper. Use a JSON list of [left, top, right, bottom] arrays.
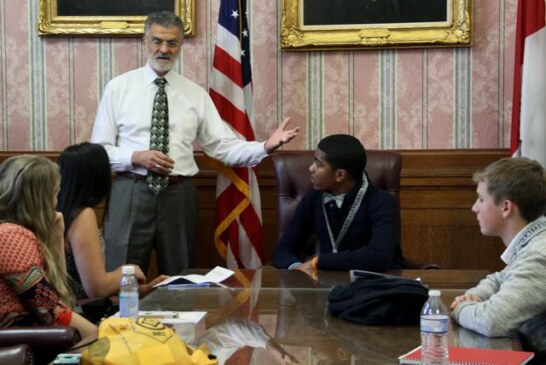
[[0, 0, 516, 151]]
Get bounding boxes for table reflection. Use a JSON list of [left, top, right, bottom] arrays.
[[139, 270, 518, 365]]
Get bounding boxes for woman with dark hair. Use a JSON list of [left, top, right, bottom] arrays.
[[57, 142, 166, 300], [0, 155, 96, 343]]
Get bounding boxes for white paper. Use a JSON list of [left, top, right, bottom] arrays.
[[153, 266, 234, 288]]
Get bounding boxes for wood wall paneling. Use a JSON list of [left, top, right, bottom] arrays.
[[0, 149, 510, 272], [398, 149, 509, 272]]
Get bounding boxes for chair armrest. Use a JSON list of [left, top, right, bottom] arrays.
[[0, 326, 81, 348], [0, 344, 34, 365], [0, 326, 80, 365]]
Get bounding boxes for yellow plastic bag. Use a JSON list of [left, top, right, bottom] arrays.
[[81, 317, 218, 365]]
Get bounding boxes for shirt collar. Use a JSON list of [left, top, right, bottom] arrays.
[[144, 62, 175, 88], [323, 181, 364, 209], [323, 192, 346, 208], [501, 216, 546, 264], [500, 234, 518, 264]]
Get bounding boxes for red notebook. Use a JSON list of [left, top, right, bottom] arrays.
[[399, 346, 534, 365]]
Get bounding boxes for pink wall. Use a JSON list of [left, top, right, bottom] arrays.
[[0, 0, 517, 151]]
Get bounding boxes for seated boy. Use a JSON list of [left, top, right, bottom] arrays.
[[450, 157, 546, 337], [272, 134, 404, 272]]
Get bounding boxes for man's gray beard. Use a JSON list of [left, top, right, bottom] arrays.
[[146, 51, 179, 74]]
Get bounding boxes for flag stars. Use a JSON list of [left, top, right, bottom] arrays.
[[242, 29, 248, 37], [241, 49, 246, 57], [231, 10, 239, 19]]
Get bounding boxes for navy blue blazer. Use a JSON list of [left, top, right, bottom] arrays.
[[272, 182, 404, 271]]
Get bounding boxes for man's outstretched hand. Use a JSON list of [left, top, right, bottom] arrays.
[[265, 117, 300, 154]]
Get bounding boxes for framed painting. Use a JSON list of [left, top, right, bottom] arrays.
[[281, 0, 472, 50], [38, 0, 195, 37]]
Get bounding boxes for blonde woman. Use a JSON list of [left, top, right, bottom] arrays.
[[0, 155, 96, 343]]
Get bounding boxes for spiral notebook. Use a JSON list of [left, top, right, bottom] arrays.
[[399, 346, 534, 365]]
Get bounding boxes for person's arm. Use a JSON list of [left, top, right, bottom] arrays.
[[449, 293, 482, 310], [139, 274, 169, 297], [449, 271, 499, 310], [68, 311, 98, 349], [317, 190, 400, 271], [272, 192, 318, 269], [131, 150, 174, 175], [194, 92, 298, 167], [264, 117, 299, 154], [54, 212, 67, 275], [452, 250, 546, 337], [0, 224, 74, 326], [5, 267, 73, 326], [67, 208, 146, 298], [90, 81, 134, 172]]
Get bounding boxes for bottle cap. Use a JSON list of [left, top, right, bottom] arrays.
[[428, 290, 441, 297], [122, 265, 136, 275]]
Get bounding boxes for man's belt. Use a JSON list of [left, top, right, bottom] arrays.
[[116, 172, 186, 185]]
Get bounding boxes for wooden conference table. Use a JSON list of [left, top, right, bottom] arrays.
[[140, 268, 521, 365]]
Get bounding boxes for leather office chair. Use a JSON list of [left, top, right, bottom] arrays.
[[0, 344, 33, 365], [518, 312, 546, 365], [0, 326, 81, 365], [272, 150, 439, 270]]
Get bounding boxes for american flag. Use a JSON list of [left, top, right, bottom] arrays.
[[209, 0, 264, 269]]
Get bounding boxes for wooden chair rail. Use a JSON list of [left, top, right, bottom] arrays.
[[0, 148, 509, 272]]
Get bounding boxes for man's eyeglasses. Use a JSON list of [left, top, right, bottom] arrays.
[[146, 38, 181, 49]]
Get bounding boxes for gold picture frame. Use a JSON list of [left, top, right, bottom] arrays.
[[281, 0, 472, 50], [38, 0, 195, 37]]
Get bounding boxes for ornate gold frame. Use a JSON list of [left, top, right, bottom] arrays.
[[38, 0, 195, 37], [281, 0, 472, 50]]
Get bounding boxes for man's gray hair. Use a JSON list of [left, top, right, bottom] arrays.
[[145, 11, 185, 38]]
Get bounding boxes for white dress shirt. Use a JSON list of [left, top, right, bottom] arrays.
[[91, 63, 267, 176]]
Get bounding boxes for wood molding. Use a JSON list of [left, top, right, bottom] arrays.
[[1, 149, 510, 272], [196, 149, 510, 271]]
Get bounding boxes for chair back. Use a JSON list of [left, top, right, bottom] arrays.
[[272, 150, 401, 239]]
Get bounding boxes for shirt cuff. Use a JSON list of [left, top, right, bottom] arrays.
[[55, 308, 73, 326], [288, 262, 302, 270], [259, 141, 269, 157]]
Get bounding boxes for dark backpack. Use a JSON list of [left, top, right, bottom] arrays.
[[328, 275, 428, 325]]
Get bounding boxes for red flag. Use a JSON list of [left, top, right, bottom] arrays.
[[209, 0, 264, 269], [511, 0, 546, 167]]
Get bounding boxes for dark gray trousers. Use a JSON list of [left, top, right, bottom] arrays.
[[104, 176, 197, 275]]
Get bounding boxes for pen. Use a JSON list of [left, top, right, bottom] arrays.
[[167, 282, 211, 289]]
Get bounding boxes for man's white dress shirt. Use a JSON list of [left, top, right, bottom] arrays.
[[91, 63, 267, 176]]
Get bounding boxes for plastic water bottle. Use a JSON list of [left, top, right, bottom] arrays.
[[420, 290, 449, 365], [119, 265, 139, 318]]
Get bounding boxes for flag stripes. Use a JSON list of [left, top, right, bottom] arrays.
[[210, 0, 264, 269], [209, 89, 255, 138]]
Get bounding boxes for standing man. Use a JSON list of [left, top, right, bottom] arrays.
[[91, 11, 298, 275], [450, 157, 546, 337]]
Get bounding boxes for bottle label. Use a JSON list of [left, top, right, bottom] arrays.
[[119, 292, 139, 318], [420, 314, 449, 333]]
